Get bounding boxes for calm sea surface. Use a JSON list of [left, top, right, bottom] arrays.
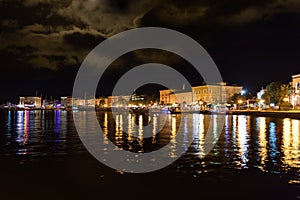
[[0, 110, 299, 200]]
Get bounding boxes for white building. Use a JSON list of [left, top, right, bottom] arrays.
[[291, 74, 300, 107], [18, 97, 42, 108]]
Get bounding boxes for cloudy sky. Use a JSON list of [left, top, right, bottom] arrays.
[[1, 0, 300, 102]]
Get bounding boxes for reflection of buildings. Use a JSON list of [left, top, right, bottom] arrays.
[[291, 74, 300, 107], [159, 82, 242, 105], [18, 97, 42, 108], [282, 118, 300, 168]]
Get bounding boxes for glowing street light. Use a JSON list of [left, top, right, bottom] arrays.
[[241, 90, 246, 95], [283, 97, 289, 102]]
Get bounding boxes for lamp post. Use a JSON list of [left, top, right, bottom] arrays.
[[199, 100, 203, 110], [237, 99, 243, 110]]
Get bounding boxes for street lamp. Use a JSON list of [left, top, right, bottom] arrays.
[[199, 100, 203, 110], [237, 99, 243, 110]]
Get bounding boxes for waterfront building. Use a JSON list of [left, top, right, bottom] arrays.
[[61, 96, 73, 108], [159, 89, 173, 105], [193, 83, 242, 104], [73, 98, 86, 107], [257, 87, 265, 100], [160, 82, 242, 106], [159, 90, 193, 106], [42, 99, 60, 109], [107, 95, 130, 107], [95, 97, 108, 107], [291, 74, 300, 107], [18, 97, 42, 108]]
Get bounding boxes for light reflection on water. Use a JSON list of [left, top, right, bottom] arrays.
[[236, 115, 249, 168], [257, 117, 267, 171], [1, 110, 300, 177], [283, 118, 300, 169]]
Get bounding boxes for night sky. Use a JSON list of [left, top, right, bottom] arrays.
[[1, 0, 300, 103]]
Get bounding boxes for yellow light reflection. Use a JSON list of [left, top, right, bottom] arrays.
[[138, 115, 144, 147], [257, 117, 267, 171], [291, 120, 299, 167], [115, 114, 123, 146], [169, 116, 177, 158], [283, 118, 292, 168], [103, 113, 108, 145], [282, 118, 300, 169], [127, 114, 133, 143]]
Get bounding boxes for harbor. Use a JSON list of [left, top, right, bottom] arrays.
[[0, 109, 299, 199]]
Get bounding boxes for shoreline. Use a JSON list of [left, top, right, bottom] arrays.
[[1, 108, 300, 119], [227, 110, 300, 119]]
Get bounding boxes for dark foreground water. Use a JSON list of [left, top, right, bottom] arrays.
[[0, 110, 299, 200]]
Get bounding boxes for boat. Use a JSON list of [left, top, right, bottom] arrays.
[[168, 106, 213, 114]]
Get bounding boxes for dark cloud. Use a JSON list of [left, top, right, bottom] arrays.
[[2, 0, 300, 70], [0, 0, 300, 100], [63, 32, 104, 49], [0, 0, 159, 70]]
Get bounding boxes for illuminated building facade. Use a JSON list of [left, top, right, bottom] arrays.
[[192, 83, 242, 104], [160, 83, 242, 105], [159, 90, 193, 105], [159, 90, 173, 105], [291, 74, 300, 107], [107, 96, 130, 107], [18, 97, 42, 108], [61, 96, 73, 108]]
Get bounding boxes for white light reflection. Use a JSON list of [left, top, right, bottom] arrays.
[[232, 115, 237, 149], [193, 114, 205, 158], [237, 115, 249, 168], [224, 115, 230, 158], [103, 113, 108, 158], [16, 111, 30, 155], [212, 114, 219, 155], [269, 122, 278, 163], [152, 114, 158, 143]]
